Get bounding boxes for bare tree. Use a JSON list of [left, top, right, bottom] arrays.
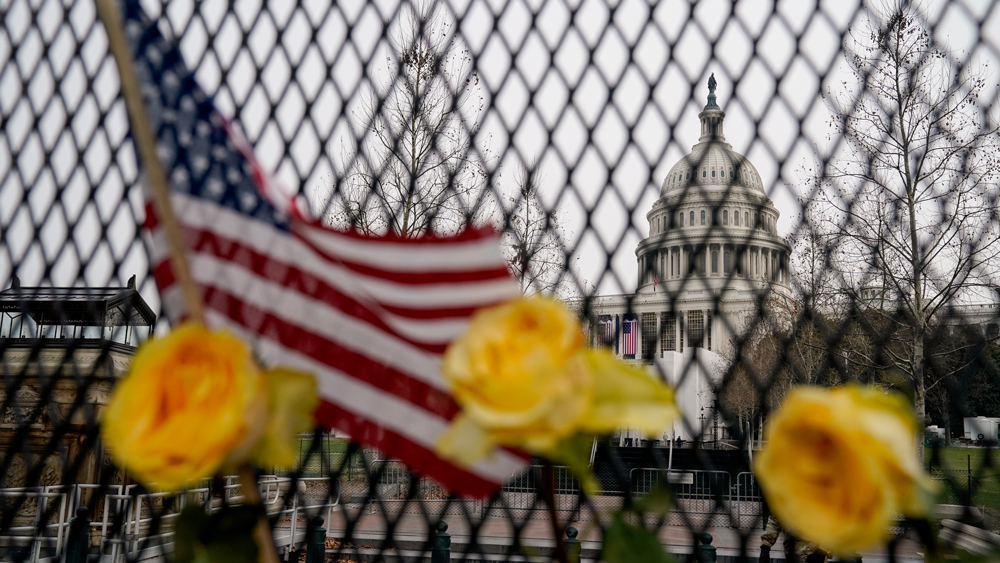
[[820, 4, 1000, 430], [501, 163, 569, 296], [788, 197, 845, 312], [325, 3, 490, 237]]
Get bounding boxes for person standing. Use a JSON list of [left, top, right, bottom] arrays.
[[759, 514, 828, 563]]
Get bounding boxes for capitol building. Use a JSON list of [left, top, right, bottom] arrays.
[[591, 77, 793, 441]]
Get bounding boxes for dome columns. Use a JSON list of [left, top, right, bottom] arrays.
[[699, 111, 725, 143], [637, 240, 790, 288]]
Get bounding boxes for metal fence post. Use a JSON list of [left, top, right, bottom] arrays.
[[695, 532, 716, 563], [968, 454, 973, 505], [65, 507, 90, 563], [431, 521, 450, 563], [565, 526, 581, 563], [305, 516, 326, 563]]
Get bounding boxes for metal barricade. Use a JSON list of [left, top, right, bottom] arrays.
[[630, 468, 735, 528]]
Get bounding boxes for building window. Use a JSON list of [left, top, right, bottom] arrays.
[[706, 311, 712, 350], [724, 251, 731, 275], [720, 169, 725, 178], [711, 169, 716, 177], [711, 251, 718, 274], [642, 313, 656, 360], [660, 312, 676, 353], [702, 169, 707, 178], [690, 211, 694, 225], [688, 310, 704, 348], [698, 251, 706, 274], [700, 210, 706, 225], [680, 213, 684, 227], [734, 210, 739, 226], [723, 210, 728, 225]]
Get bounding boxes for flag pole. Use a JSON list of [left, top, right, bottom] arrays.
[[94, 0, 204, 325], [94, 5, 278, 563]]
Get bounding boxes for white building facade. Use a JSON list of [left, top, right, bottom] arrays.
[[591, 78, 794, 442]]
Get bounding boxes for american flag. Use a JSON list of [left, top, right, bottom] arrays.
[[622, 319, 637, 357], [653, 274, 659, 290], [596, 316, 614, 347], [125, 3, 527, 497]]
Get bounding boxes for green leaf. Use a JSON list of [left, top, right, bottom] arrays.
[[632, 480, 674, 517], [173, 504, 260, 563], [603, 514, 674, 563], [546, 434, 599, 495], [252, 368, 319, 469], [173, 505, 209, 563]]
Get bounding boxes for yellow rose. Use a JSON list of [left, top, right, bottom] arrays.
[[102, 324, 267, 490], [437, 297, 679, 465], [754, 385, 936, 555], [101, 324, 318, 490], [440, 297, 592, 458]]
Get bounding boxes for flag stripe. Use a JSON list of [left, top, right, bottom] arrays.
[[315, 401, 502, 498], [186, 254, 451, 388], [295, 221, 517, 270], [206, 310, 525, 483], [200, 287, 461, 419], [295, 224, 515, 283], [188, 229, 499, 322], [184, 230, 474, 349]]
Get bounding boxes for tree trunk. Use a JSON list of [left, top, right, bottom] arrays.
[[913, 332, 926, 464]]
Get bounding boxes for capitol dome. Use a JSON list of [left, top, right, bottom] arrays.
[[635, 74, 792, 297], [660, 141, 764, 196], [660, 83, 764, 197]]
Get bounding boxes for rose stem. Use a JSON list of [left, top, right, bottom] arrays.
[[239, 464, 281, 563], [542, 462, 569, 563]]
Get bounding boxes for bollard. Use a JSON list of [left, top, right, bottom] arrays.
[[305, 515, 326, 563], [696, 532, 716, 563], [431, 521, 451, 563], [565, 526, 581, 563], [65, 507, 90, 563]]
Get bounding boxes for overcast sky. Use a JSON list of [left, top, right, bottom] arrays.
[[1, 0, 998, 317]]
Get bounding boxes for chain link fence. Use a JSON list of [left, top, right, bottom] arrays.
[[3, 0, 1000, 561]]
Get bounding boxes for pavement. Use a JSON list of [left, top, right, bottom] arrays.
[[319, 508, 925, 562]]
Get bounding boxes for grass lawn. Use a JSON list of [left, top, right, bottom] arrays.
[[297, 435, 350, 454], [926, 447, 1000, 508], [263, 436, 355, 476]]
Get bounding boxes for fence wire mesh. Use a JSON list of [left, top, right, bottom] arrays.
[[2, 0, 1000, 561]]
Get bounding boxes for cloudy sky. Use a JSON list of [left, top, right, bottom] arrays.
[[1, 0, 997, 316]]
